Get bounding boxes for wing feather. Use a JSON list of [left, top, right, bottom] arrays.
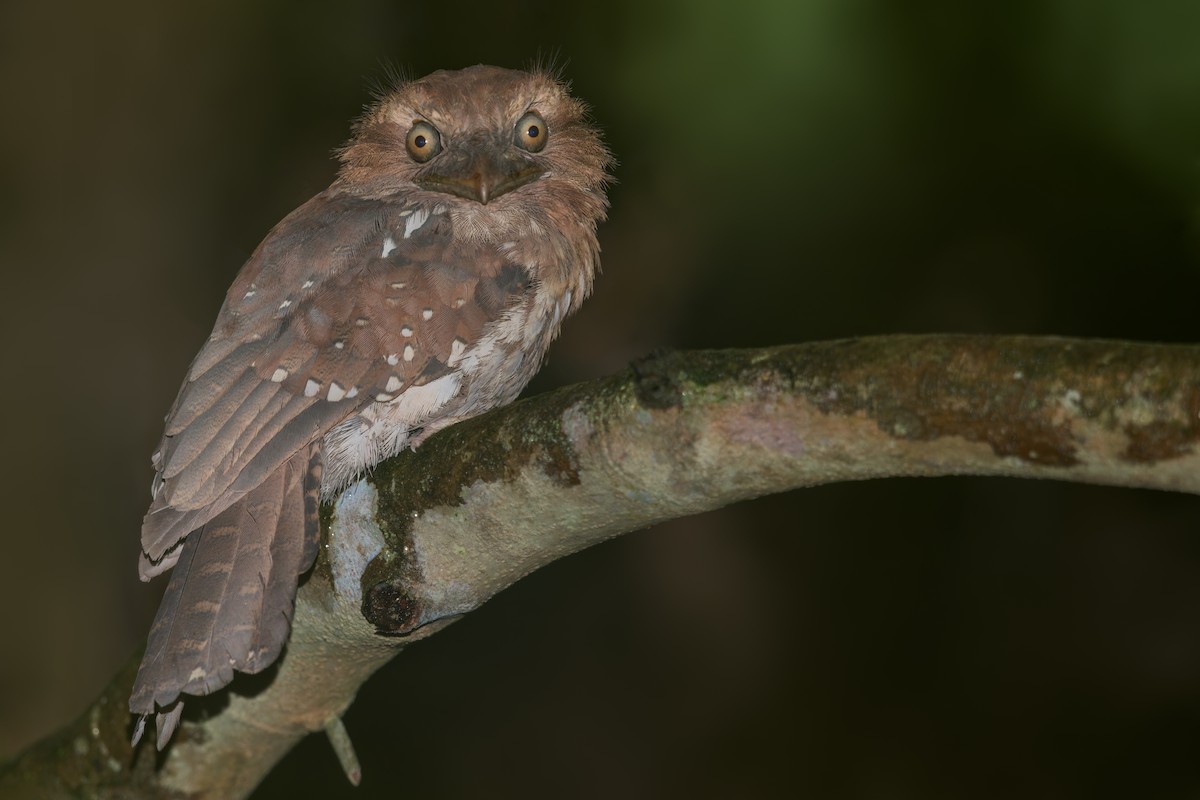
[[163, 379, 287, 502], [231, 402, 344, 496], [160, 369, 264, 481], [166, 340, 270, 435]]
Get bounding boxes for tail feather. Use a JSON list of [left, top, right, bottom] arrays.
[[130, 443, 323, 749], [252, 444, 324, 665]]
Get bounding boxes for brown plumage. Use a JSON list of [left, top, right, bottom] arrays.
[[131, 65, 612, 749]]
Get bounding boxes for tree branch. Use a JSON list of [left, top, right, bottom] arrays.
[[5, 335, 1198, 798]]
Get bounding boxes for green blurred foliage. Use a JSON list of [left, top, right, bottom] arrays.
[[2, 1, 1199, 797]]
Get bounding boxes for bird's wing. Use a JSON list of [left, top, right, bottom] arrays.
[[140, 192, 529, 577]]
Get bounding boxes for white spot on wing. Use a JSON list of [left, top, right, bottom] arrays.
[[375, 392, 394, 402], [346, 386, 359, 398], [304, 379, 320, 397], [271, 368, 289, 383], [422, 308, 433, 321], [386, 353, 399, 365], [327, 382, 346, 402], [382, 236, 397, 257], [448, 338, 467, 366], [334, 340, 345, 349], [302, 279, 315, 289], [403, 344, 415, 362], [401, 326, 413, 337], [404, 207, 430, 239], [279, 299, 292, 310], [385, 375, 403, 392]]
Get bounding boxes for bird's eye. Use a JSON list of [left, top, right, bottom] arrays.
[[514, 111, 547, 153], [406, 121, 442, 162]]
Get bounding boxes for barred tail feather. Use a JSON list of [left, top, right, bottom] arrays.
[[130, 443, 322, 749]]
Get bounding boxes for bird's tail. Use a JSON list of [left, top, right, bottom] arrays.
[[130, 443, 322, 750]]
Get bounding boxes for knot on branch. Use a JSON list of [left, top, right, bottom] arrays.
[[630, 349, 685, 409], [362, 581, 422, 635]]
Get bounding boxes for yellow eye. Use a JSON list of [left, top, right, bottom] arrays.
[[514, 111, 547, 153], [406, 121, 442, 162]]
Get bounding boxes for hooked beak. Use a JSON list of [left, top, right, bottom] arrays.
[[415, 141, 545, 205]]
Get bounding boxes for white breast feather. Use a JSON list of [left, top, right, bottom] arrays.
[[321, 371, 462, 493]]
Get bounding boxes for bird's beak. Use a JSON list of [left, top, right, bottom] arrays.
[[416, 140, 545, 205]]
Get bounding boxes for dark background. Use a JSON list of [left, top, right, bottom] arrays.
[[3, 1, 1200, 797]]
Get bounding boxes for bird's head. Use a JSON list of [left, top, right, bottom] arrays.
[[336, 65, 611, 224]]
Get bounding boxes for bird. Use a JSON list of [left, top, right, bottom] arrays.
[[129, 64, 612, 750]]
